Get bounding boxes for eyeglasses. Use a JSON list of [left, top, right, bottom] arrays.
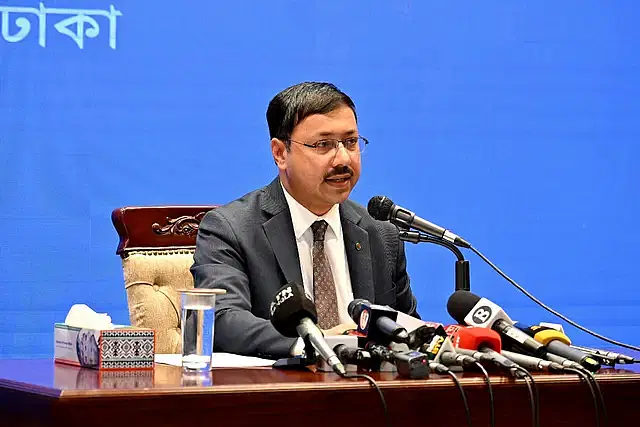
[[288, 136, 369, 156]]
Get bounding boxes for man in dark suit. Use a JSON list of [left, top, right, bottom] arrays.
[[191, 82, 419, 358]]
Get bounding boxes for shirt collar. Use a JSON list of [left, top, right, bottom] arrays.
[[281, 181, 342, 240]]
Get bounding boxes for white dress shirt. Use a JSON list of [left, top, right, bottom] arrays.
[[281, 183, 354, 325]]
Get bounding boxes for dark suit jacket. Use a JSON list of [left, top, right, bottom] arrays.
[[191, 178, 420, 358]]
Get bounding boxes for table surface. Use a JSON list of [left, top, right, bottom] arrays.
[[1, 357, 639, 427], [0, 357, 638, 396]]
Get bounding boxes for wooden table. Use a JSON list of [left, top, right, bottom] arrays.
[[1, 359, 639, 427]]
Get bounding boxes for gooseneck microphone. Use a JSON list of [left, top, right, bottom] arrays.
[[270, 283, 346, 376], [367, 196, 471, 248], [368, 196, 472, 291], [395, 229, 471, 292]]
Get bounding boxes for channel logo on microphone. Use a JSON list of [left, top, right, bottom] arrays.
[[359, 308, 371, 331], [269, 285, 294, 316], [471, 305, 493, 324], [423, 335, 445, 359]]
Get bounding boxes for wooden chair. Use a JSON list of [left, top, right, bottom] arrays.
[[111, 206, 215, 354]]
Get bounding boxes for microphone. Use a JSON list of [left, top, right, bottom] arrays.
[[445, 324, 526, 377], [407, 325, 439, 350], [545, 352, 589, 371], [455, 347, 525, 378], [333, 344, 381, 371], [395, 230, 471, 292], [445, 324, 502, 352], [571, 350, 617, 367], [571, 345, 638, 365], [501, 350, 566, 373], [516, 323, 601, 372], [367, 196, 471, 248], [348, 299, 409, 345], [447, 290, 547, 357], [365, 342, 430, 379], [419, 325, 477, 368], [270, 283, 346, 376]]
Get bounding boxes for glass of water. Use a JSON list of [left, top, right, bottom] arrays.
[[179, 288, 226, 371]]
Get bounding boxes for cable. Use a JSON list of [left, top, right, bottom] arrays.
[[586, 372, 608, 427], [472, 361, 495, 427], [565, 367, 600, 427], [469, 245, 640, 352], [522, 377, 537, 427], [398, 230, 465, 260], [444, 370, 473, 427], [582, 369, 608, 427], [513, 367, 539, 427], [343, 373, 391, 427]]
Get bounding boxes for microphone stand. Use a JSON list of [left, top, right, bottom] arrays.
[[398, 230, 471, 292], [272, 336, 317, 370]]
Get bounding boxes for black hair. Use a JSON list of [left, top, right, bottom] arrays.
[[266, 82, 357, 149]]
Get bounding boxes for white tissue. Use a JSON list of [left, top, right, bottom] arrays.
[[64, 304, 114, 330]]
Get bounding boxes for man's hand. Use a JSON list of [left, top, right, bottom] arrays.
[[322, 322, 357, 336]]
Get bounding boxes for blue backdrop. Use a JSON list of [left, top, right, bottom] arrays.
[[1, 0, 638, 358]]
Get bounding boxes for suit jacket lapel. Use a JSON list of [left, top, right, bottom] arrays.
[[261, 178, 303, 286], [341, 203, 375, 303]]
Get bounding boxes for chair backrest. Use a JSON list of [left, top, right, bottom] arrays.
[[112, 206, 215, 354]]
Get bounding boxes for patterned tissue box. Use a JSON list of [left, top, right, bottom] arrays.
[[54, 323, 155, 370]]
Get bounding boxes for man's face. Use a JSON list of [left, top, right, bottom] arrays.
[[272, 105, 361, 216]]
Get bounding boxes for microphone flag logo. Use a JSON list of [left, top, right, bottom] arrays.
[[471, 306, 493, 325], [359, 308, 370, 331]]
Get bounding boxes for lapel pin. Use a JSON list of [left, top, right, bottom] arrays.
[[355, 242, 362, 251]]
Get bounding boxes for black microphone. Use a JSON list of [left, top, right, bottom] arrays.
[[333, 344, 381, 371], [365, 342, 430, 379], [515, 323, 601, 372], [270, 283, 346, 376], [407, 325, 439, 350], [419, 325, 478, 368], [348, 299, 409, 345], [447, 290, 547, 357], [571, 345, 638, 365], [545, 352, 589, 371], [367, 196, 471, 248]]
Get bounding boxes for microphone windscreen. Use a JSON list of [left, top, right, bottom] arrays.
[[446, 324, 502, 352], [270, 283, 317, 338], [367, 196, 394, 221], [347, 298, 368, 320], [446, 290, 482, 324]]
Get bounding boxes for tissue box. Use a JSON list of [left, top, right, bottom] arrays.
[[54, 323, 155, 370]]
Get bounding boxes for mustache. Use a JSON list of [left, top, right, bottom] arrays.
[[325, 166, 354, 179]]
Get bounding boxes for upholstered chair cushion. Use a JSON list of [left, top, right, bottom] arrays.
[[122, 250, 195, 354]]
